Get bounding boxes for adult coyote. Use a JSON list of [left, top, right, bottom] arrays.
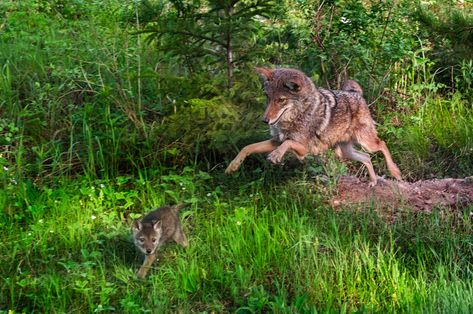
[[226, 67, 401, 186]]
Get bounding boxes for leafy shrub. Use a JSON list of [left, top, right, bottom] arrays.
[[265, 0, 417, 98], [414, 1, 473, 97], [159, 97, 257, 163]]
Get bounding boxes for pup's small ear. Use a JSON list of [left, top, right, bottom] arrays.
[[255, 67, 273, 81], [284, 81, 301, 92], [153, 220, 162, 231], [133, 219, 142, 233], [172, 203, 188, 212]]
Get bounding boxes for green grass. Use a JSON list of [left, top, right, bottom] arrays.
[[1, 170, 472, 313], [376, 50, 473, 180], [388, 92, 473, 180]]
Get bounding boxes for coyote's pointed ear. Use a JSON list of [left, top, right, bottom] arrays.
[[255, 67, 273, 81], [153, 220, 162, 231], [172, 203, 188, 212], [133, 219, 142, 233], [284, 81, 301, 92]]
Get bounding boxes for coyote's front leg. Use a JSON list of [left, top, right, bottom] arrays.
[[225, 140, 278, 173], [267, 140, 309, 164], [137, 254, 156, 279]]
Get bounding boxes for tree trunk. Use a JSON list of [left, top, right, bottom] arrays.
[[225, 1, 235, 89], [226, 39, 233, 88]]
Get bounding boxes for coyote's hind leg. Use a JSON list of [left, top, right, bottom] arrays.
[[337, 142, 378, 187], [357, 135, 402, 181]]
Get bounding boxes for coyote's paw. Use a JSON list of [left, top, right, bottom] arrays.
[[391, 167, 402, 181], [267, 150, 284, 164], [368, 176, 379, 188], [225, 159, 241, 174]]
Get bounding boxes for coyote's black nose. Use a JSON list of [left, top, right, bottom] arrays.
[[261, 116, 269, 123], [146, 249, 152, 254]]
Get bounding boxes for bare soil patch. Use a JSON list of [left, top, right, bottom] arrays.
[[332, 176, 473, 211]]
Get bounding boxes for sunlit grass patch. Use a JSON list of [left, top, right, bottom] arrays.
[[1, 172, 471, 312]]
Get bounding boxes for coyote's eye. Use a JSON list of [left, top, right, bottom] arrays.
[[139, 237, 145, 242], [278, 97, 286, 103], [152, 238, 157, 243]]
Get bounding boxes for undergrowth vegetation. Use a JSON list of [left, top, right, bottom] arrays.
[[1, 0, 472, 312]]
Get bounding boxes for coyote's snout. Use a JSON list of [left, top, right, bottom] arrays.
[[226, 67, 401, 186]]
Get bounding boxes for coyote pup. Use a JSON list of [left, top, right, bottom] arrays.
[[226, 67, 401, 186], [132, 204, 188, 278]]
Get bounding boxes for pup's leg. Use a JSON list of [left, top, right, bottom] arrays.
[[173, 228, 189, 248], [137, 254, 156, 278], [226, 140, 278, 173], [358, 135, 402, 181], [267, 140, 309, 164], [338, 142, 378, 186]]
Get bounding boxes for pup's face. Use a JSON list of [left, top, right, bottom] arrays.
[[133, 220, 162, 255], [256, 67, 311, 125]]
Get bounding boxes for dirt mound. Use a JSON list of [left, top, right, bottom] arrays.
[[332, 176, 473, 211]]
